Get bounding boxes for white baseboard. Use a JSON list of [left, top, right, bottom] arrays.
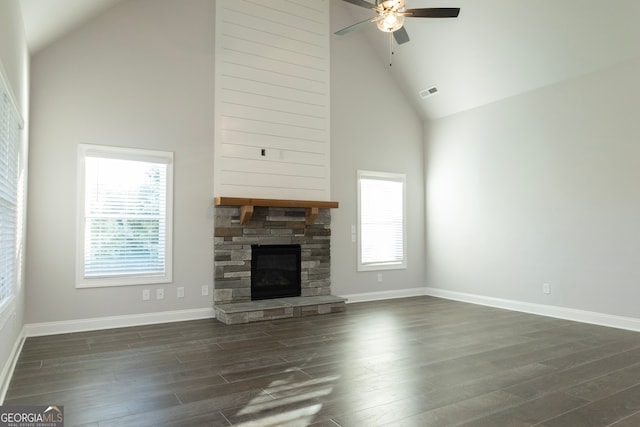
[[340, 287, 428, 304], [24, 307, 216, 337], [0, 326, 26, 404], [425, 287, 640, 332]]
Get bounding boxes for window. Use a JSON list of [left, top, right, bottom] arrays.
[[0, 73, 23, 320], [77, 145, 173, 288], [357, 170, 406, 271]]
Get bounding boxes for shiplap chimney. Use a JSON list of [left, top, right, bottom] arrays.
[[214, 0, 331, 201]]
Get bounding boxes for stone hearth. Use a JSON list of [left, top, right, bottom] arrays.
[[213, 204, 345, 324], [214, 295, 347, 325]]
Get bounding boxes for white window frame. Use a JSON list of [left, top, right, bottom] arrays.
[[0, 68, 24, 329], [76, 144, 174, 288], [357, 170, 407, 271]]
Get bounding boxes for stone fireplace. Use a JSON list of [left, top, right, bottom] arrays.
[[213, 198, 346, 324]]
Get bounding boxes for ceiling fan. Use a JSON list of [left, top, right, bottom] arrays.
[[335, 0, 460, 45]]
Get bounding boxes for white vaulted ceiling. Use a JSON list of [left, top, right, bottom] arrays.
[[332, 0, 640, 119], [19, 0, 640, 120], [20, 0, 123, 53]]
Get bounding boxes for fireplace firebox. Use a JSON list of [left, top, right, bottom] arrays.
[[251, 244, 301, 300]]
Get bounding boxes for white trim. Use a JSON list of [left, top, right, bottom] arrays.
[[425, 287, 640, 332], [340, 287, 427, 304], [340, 286, 640, 332], [0, 297, 15, 332], [76, 144, 174, 288], [24, 308, 215, 337], [0, 326, 25, 404], [357, 170, 407, 272], [0, 59, 24, 128]]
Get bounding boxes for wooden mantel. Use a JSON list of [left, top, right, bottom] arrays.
[[214, 197, 339, 225]]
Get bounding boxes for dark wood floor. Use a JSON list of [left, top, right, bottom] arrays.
[[5, 296, 640, 426]]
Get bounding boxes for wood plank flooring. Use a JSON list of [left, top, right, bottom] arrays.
[[5, 296, 640, 426]]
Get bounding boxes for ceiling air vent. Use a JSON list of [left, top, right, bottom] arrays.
[[419, 86, 439, 99]]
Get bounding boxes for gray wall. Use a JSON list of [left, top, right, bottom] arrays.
[[26, 0, 215, 323], [426, 57, 640, 319], [0, 0, 29, 396], [330, 1, 426, 298], [19, 0, 639, 339]]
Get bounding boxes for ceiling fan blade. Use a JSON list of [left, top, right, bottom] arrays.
[[393, 26, 410, 44], [340, 0, 376, 9], [402, 7, 460, 18], [334, 16, 382, 36]]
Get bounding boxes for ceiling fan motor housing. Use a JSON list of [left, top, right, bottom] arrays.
[[377, 0, 405, 8]]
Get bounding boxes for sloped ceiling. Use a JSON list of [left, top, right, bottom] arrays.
[[20, 0, 123, 53], [333, 0, 640, 119], [20, 0, 640, 120]]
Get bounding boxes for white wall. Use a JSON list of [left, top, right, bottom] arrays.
[[24, 0, 426, 329], [214, 0, 331, 201], [15, 0, 640, 341], [26, 0, 215, 323], [0, 0, 29, 400], [330, 1, 426, 299], [426, 57, 640, 319]]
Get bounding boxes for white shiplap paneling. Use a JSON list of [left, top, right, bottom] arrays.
[[214, 0, 330, 200]]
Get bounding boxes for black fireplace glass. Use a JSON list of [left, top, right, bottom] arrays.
[[251, 244, 301, 300]]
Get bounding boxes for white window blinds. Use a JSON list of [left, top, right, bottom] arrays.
[[0, 87, 20, 310], [357, 170, 407, 271], [78, 145, 173, 287]]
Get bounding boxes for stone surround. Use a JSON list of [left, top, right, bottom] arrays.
[[214, 205, 345, 324]]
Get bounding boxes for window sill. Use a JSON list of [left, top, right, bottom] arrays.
[[358, 262, 407, 272], [76, 275, 172, 289]]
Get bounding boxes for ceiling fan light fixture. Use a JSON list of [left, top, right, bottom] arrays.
[[335, 1, 459, 44], [376, 11, 405, 32]]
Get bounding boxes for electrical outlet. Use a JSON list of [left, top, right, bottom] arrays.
[[156, 288, 164, 300], [142, 289, 150, 301], [377, 273, 383, 282], [543, 283, 551, 294], [177, 287, 184, 298], [201, 285, 209, 296]]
